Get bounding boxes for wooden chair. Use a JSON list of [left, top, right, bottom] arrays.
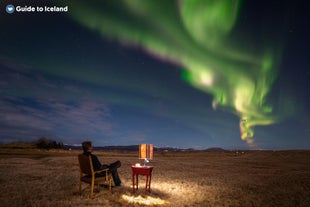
[[78, 154, 112, 198]]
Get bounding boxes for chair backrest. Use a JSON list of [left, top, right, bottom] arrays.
[[78, 154, 94, 175]]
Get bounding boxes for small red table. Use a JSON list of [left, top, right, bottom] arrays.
[[131, 165, 154, 193]]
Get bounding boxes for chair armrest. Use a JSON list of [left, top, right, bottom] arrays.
[[94, 168, 109, 174], [94, 168, 110, 178]]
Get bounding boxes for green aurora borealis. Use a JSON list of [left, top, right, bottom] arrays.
[[66, 0, 289, 144]]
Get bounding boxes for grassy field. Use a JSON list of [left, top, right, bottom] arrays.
[[0, 148, 310, 207]]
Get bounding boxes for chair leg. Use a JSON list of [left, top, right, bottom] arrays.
[[90, 181, 94, 198], [109, 175, 113, 192], [109, 176, 112, 192]]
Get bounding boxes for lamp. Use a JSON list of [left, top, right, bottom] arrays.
[[139, 144, 153, 166]]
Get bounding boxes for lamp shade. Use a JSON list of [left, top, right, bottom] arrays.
[[139, 144, 153, 160]]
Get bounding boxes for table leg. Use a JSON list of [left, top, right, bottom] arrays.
[[132, 173, 134, 193], [145, 175, 149, 192], [149, 174, 152, 192]]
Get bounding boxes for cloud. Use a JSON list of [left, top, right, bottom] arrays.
[[0, 63, 114, 143], [0, 96, 114, 143]]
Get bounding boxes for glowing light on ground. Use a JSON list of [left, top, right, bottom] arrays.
[[124, 180, 205, 205], [122, 195, 166, 205]]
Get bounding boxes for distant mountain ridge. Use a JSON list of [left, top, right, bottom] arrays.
[[64, 144, 226, 152]]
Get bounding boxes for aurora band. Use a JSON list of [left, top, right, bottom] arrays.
[[66, 0, 285, 144]]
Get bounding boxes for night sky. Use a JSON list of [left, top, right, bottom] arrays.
[[0, 0, 309, 149]]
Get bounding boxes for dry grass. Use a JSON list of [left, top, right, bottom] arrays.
[[0, 149, 310, 207]]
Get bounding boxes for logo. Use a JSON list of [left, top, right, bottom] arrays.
[[6, 4, 15, 14]]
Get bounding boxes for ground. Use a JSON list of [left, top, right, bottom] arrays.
[[0, 148, 310, 207]]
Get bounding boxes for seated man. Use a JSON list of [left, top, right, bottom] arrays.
[[82, 141, 122, 186]]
